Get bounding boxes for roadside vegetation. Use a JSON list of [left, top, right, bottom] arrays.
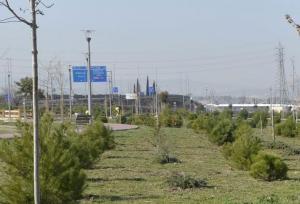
[[0, 106, 300, 203], [0, 113, 114, 204]]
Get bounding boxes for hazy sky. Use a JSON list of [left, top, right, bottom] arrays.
[[1, 0, 300, 97]]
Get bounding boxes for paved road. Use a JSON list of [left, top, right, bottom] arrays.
[[0, 133, 15, 139], [104, 123, 138, 131], [0, 123, 138, 139]]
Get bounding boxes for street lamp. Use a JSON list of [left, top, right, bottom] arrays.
[[83, 30, 94, 117], [285, 15, 299, 125], [285, 14, 300, 35]]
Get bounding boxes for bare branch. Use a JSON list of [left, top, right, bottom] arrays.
[[0, 0, 32, 27]]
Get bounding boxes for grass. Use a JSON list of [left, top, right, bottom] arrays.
[[80, 126, 300, 204], [0, 122, 299, 203]]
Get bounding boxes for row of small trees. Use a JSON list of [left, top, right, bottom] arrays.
[[0, 114, 114, 203], [188, 109, 288, 181]]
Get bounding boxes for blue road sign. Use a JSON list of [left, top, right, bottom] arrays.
[[72, 66, 107, 82], [91, 66, 107, 82], [149, 86, 155, 95], [112, 87, 119, 94], [72, 66, 87, 82]]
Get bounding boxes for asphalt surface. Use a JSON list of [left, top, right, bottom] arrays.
[[0, 123, 138, 139], [104, 123, 138, 131]]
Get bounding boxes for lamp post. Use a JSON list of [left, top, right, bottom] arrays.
[[68, 65, 73, 119], [285, 15, 299, 124], [83, 30, 93, 117]]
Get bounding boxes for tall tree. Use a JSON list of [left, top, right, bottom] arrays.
[[15, 77, 45, 99], [0, 1, 53, 203]]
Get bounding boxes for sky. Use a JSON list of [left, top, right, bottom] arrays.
[[1, 0, 300, 98]]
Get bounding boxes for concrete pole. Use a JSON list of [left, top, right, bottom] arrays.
[[270, 88, 275, 143], [87, 37, 92, 117], [109, 72, 112, 118], [7, 72, 11, 119], [68, 66, 73, 120]]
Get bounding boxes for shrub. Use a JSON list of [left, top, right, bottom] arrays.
[[257, 194, 280, 204], [273, 112, 281, 124], [223, 123, 261, 170], [91, 106, 108, 123], [72, 120, 115, 168], [233, 122, 253, 139], [275, 117, 297, 138], [128, 114, 156, 127], [0, 114, 86, 203], [250, 152, 288, 181], [157, 153, 180, 164], [160, 108, 183, 128], [220, 108, 233, 119], [209, 118, 235, 145], [191, 114, 217, 133], [250, 111, 268, 128], [229, 134, 261, 170], [167, 172, 207, 189], [187, 113, 198, 121], [222, 142, 233, 160], [238, 109, 249, 120]]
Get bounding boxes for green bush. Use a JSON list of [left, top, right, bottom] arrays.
[[93, 106, 108, 123], [74, 120, 114, 168], [223, 123, 261, 170], [160, 108, 183, 128], [250, 111, 268, 128], [191, 114, 217, 133], [229, 132, 261, 170], [157, 153, 180, 164], [257, 194, 280, 204], [273, 112, 281, 124], [275, 117, 298, 138], [0, 114, 86, 204], [250, 152, 288, 181], [209, 118, 235, 145], [128, 114, 156, 127], [167, 172, 208, 189], [238, 109, 249, 120], [220, 108, 233, 119], [187, 113, 198, 121], [234, 122, 253, 139]]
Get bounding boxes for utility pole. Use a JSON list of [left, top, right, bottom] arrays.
[[108, 71, 113, 118], [7, 59, 11, 119], [68, 65, 73, 120]]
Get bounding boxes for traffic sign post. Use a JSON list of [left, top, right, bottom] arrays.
[[72, 66, 107, 83]]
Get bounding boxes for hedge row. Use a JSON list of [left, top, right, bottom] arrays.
[[189, 110, 288, 181]]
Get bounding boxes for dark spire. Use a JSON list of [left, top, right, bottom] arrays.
[[146, 76, 149, 96]]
